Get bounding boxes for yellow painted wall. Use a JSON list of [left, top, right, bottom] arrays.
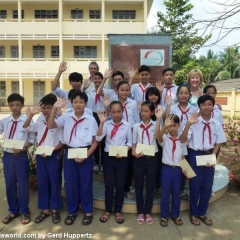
[[63, 40, 102, 58], [0, 4, 18, 19], [105, 3, 143, 20], [0, 40, 18, 58], [62, 3, 101, 19]]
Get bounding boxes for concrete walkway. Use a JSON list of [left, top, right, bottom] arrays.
[[0, 171, 239, 240]]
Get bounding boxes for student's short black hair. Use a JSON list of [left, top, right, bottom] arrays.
[[146, 87, 161, 105], [7, 93, 24, 104], [109, 100, 123, 111], [203, 85, 217, 94], [40, 93, 57, 106], [93, 72, 103, 80], [116, 80, 130, 90], [141, 100, 155, 112], [169, 114, 180, 124], [68, 89, 78, 99], [138, 65, 151, 74], [197, 95, 215, 107], [112, 71, 124, 80], [162, 67, 175, 76], [176, 84, 191, 101], [70, 90, 88, 103], [89, 61, 99, 71], [68, 72, 83, 82]]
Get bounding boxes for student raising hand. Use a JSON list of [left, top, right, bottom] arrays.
[[97, 111, 107, 123], [187, 112, 200, 125], [164, 114, 174, 127], [53, 98, 68, 109], [58, 62, 67, 73], [155, 106, 164, 119]]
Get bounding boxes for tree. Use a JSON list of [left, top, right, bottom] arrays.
[[192, 0, 240, 46], [153, 0, 211, 72]]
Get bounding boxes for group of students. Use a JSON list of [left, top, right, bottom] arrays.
[[0, 62, 226, 227]]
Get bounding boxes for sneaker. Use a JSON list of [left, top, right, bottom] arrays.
[[99, 165, 104, 174], [93, 164, 99, 173]]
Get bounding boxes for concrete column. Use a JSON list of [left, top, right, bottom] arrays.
[[143, 0, 147, 33], [18, 0, 23, 95], [59, 0, 63, 88], [102, 0, 105, 23]]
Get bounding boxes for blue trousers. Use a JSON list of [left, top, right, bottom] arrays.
[[133, 155, 157, 214], [103, 153, 128, 213], [36, 152, 63, 210], [3, 152, 29, 214], [64, 149, 93, 214], [188, 149, 215, 216], [161, 165, 182, 218]]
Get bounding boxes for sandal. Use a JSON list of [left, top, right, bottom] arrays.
[[160, 218, 168, 227], [180, 192, 189, 201], [125, 192, 134, 200], [2, 213, 20, 224], [145, 216, 153, 225], [82, 214, 93, 225], [155, 189, 162, 199], [137, 215, 145, 225], [21, 213, 31, 225], [190, 215, 200, 226], [35, 211, 50, 224], [52, 212, 61, 224], [171, 216, 183, 226], [64, 214, 78, 225], [198, 216, 213, 226], [99, 212, 111, 223], [115, 213, 124, 224]]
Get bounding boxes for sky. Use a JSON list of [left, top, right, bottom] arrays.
[[147, 0, 239, 57]]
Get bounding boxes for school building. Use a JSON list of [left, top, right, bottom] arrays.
[[0, 0, 153, 105]]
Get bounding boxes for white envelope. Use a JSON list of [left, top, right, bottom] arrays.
[[35, 146, 55, 156], [3, 139, 25, 149], [109, 146, 128, 157], [136, 144, 155, 156], [68, 148, 88, 159], [179, 159, 196, 178], [196, 154, 216, 166]]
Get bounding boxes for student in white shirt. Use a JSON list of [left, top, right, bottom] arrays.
[[145, 86, 163, 199], [52, 62, 85, 109], [132, 101, 158, 225], [116, 81, 140, 200], [203, 85, 223, 125], [48, 91, 98, 226], [131, 65, 153, 102], [1, 94, 35, 225], [23, 94, 64, 224], [180, 95, 226, 226], [96, 101, 132, 224], [160, 68, 178, 108], [155, 112, 187, 227], [167, 84, 198, 201]]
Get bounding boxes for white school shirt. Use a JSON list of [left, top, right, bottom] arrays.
[[105, 89, 118, 101], [87, 88, 109, 113], [23, 118, 63, 147], [132, 120, 158, 152], [96, 119, 132, 152], [211, 104, 223, 125], [55, 112, 98, 148], [37, 114, 60, 121], [160, 84, 178, 108], [160, 133, 188, 166], [0, 114, 36, 153], [186, 116, 226, 151], [65, 106, 93, 116], [170, 102, 198, 134], [131, 83, 153, 102], [121, 98, 140, 128]]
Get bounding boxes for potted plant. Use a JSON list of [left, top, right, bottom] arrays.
[[27, 144, 38, 190], [228, 148, 240, 188]]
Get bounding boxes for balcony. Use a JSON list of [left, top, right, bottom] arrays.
[[0, 58, 108, 77]]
